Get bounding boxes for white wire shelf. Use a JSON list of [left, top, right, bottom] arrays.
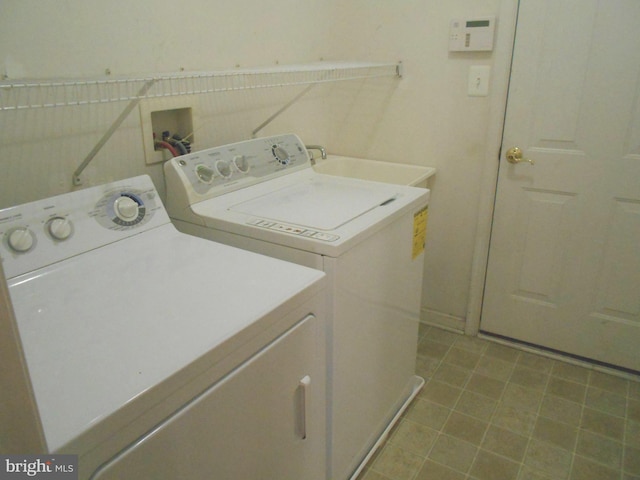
[[0, 62, 401, 111]]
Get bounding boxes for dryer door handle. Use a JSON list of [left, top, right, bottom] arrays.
[[297, 375, 311, 440]]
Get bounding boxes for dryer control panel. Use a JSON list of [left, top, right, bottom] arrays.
[[0, 175, 168, 279], [164, 134, 312, 203]]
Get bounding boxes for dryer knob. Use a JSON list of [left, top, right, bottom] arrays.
[[8, 227, 35, 253], [47, 216, 73, 240], [114, 195, 140, 222]]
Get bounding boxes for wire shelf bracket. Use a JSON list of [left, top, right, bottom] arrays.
[[0, 61, 402, 185]]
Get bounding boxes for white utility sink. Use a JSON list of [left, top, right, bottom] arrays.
[[312, 155, 436, 188]]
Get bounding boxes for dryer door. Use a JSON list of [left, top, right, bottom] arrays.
[[91, 315, 325, 480]]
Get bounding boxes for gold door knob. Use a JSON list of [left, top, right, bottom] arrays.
[[505, 147, 534, 165]]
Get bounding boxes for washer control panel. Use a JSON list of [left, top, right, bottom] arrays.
[[246, 218, 339, 242], [0, 175, 168, 279], [164, 134, 311, 199]]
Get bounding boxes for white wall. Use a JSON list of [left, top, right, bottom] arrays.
[[0, 0, 517, 333], [319, 0, 508, 330], [1, 0, 331, 77]]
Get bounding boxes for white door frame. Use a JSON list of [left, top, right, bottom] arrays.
[[466, 0, 520, 336]]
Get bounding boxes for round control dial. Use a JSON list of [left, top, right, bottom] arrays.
[[272, 145, 290, 165], [94, 190, 154, 230], [47, 216, 73, 241], [114, 196, 140, 221], [215, 160, 232, 178], [111, 193, 146, 226], [196, 164, 215, 183], [7, 227, 35, 253], [233, 155, 249, 173]]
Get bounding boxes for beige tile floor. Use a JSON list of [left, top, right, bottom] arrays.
[[358, 325, 640, 480]]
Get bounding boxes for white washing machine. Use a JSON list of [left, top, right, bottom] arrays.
[[164, 134, 430, 480], [0, 175, 327, 480]]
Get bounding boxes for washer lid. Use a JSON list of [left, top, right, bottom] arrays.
[[229, 177, 396, 230]]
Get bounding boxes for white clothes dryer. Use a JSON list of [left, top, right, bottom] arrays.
[[0, 175, 326, 480], [164, 134, 430, 480]]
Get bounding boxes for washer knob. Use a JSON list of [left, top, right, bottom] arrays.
[[233, 155, 249, 173], [196, 164, 216, 183], [8, 228, 35, 253], [215, 160, 232, 178], [114, 195, 140, 222], [272, 145, 290, 165], [47, 216, 73, 240]]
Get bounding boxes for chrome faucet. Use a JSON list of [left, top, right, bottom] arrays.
[[305, 145, 327, 165]]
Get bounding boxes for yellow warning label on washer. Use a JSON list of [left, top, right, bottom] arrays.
[[412, 206, 428, 259]]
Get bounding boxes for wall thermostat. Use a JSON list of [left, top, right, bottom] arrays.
[[449, 16, 496, 52]]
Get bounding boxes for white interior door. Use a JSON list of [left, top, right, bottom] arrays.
[[481, 0, 640, 371]]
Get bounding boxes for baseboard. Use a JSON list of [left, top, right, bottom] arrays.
[[420, 308, 465, 333]]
